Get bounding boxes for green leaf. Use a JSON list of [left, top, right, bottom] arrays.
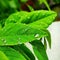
[[9, 0, 18, 8], [5, 11, 28, 24], [0, 23, 48, 46], [6, 10, 57, 28], [12, 44, 35, 60], [18, 44, 35, 60], [12, 45, 31, 60], [31, 40, 48, 60], [44, 37, 47, 50], [45, 30, 51, 48], [0, 51, 9, 60], [0, 10, 57, 46], [13, 0, 20, 9], [21, 10, 56, 25], [20, 0, 28, 3], [28, 10, 57, 29], [27, 5, 34, 11], [0, 46, 26, 60], [39, 0, 51, 10]]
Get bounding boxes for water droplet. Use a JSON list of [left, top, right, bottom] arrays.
[[2, 39, 7, 45], [17, 38, 21, 44], [27, 17, 30, 19], [4, 40, 6, 43], [35, 34, 39, 38]]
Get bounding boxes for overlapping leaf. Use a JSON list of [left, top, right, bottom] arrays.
[[12, 44, 35, 60], [0, 46, 26, 60], [30, 40, 48, 60], [0, 51, 9, 60]]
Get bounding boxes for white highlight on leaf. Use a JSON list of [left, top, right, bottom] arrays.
[[4, 40, 6, 43], [36, 38, 40, 40], [35, 34, 39, 38], [18, 42, 21, 44]]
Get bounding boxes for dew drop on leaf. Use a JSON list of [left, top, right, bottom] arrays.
[[2, 39, 7, 44], [53, 17, 55, 19], [27, 17, 30, 19], [17, 38, 22, 44], [35, 34, 39, 38]]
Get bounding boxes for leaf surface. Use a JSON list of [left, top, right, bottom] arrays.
[[12, 44, 35, 60], [0, 10, 57, 46], [31, 40, 48, 60], [0, 23, 48, 46], [0, 51, 9, 60], [0, 47, 26, 60]]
